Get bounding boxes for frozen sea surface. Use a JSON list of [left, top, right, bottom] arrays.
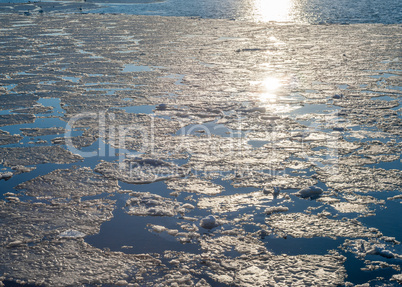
[[0, 9, 401, 287]]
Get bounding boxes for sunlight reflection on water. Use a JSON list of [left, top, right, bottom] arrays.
[[252, 0, 294, 22]]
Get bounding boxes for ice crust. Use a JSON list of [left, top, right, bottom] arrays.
[[16, 167, 120, 199], [95, 157, 185, 184], [125, 191, 185, 217], [166, 177, 224, 195], [266, 213, 382, 239], [0, 130, 22, 145], [0, 146, 83, 167]]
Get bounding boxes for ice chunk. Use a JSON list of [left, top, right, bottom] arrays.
[[200, 215, 218, 229], [11, 165, 36, 174], [391, 274, 402, 284], [7, 240, 24, 248], [156, 104, 168, 110], [0, 172, 13, 181], [115, 280, 128, 286], [296, 186, 323, 199], [264, 206, 289, 215], [5, 196, 20, 203]]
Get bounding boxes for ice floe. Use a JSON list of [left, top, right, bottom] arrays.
[[166, 177, 224, 195], [16, 167, 119, 199], [95, 156, 186, 184], [266, 213, 382, 239], [0, 146, 83, 167], [125, 191, 186, 217]]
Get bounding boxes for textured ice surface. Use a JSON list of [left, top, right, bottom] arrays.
[[198, 190, 290, 213], [199, 234, 346, 286], [266, 213, 382, 239], [317, 166, 402, 193], [125, 191, 185, 217], [0, 114, 35, 126], [20, 127, 65, 137], [166, 177, 224, 195], [264, 205, 289, 215], [0, 146, 83, 167], [59, 229, 86, 238], [16, 167, 119, 199], [95, 157, 185, 184], [0, 130, 22, 145]]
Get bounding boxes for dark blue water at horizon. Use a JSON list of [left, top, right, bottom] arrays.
[[1, 0, 402, 24]]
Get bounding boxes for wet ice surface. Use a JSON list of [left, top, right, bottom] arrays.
[[0, 13, 401, 287]]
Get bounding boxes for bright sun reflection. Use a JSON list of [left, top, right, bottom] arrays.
[[263, 77, 282, 91], [259, 77, 282, 103], [253, 0, 293, 22]]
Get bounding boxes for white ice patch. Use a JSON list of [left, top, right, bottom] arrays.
[[59, 229, 86, 238]]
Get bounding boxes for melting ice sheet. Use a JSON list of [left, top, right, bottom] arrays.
[[0, 13, 401, 287]]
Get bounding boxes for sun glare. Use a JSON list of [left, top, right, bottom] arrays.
[[257, 77, 283, 103], [263, 77, 282, 91], [253, 0, 293, 22]]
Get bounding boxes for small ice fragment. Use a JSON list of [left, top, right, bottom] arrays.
[[5, 196, 20, 203], [11, 165, 35, 173], [7, 240, 24, 248], [372, 246, 396, 259], [333, 127, 345, 132], [59, 230, 86, 238], [263, 186, 280, 196], [156, 104, 167, 110], [0, 172, 13, 181], [200, 215, 218, 229], [151, 225, 167, 233], [115, 280, 128, 286], [264, 206, 289, 215], [169, 259, 180, 265], [182, 203, 195, 209], [246, 107, 266, 113], [296, 186, 323, 199]]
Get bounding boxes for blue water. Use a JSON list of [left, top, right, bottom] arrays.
[[1, 0, 401, 23], [85, 0, 402, 24]]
